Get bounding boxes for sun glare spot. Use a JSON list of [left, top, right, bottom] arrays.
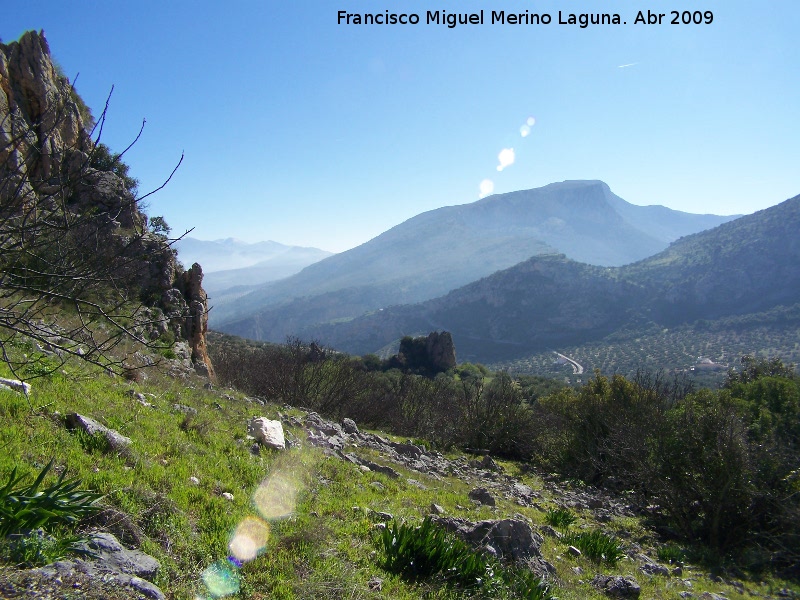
[[520, 125, 530, 137], [253, 470, 301, 520], [229, 517, 271, 563], [479, 179, 495, 198], [496, 148, 515, 172], [200, 560, 241, 598], [526, 116, 536, 126]]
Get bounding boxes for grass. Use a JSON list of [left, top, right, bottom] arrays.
[[0, 345, 798, 600], [562, 530, 625, 566]]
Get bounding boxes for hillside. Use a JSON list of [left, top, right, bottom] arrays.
[[215, 180, 736, 339], [305, 193, 800, 363]]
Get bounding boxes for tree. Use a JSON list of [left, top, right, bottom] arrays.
[[0, 32, 185, 381]]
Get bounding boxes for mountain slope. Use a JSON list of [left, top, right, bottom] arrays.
[[216, 180, 736, 338], [305, 193, 800, 362]]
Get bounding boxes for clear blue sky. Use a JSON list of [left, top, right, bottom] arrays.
[[5, 1, 799, 252]]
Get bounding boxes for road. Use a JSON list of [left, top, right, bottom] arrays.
[[554, 351, 584, 375]]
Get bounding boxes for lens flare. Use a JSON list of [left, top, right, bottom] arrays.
[[229, 517, 270, 563], [253, 471, 301, 520], [201, 560, 241, 598], [496, 148, 515, 172], [526, 116, 536, 126], [479, 179, 494, 198], [520, 125, 530, 137]]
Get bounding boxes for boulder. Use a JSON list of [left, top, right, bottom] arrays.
[[0, 378, 31, 395], [469, 487, 496, 506], [247, 417, 286, 450], [32, 532, 164, 599], [591, 574, 641, 598], [66, 413, 131, 451], [431, 517, 544, 563]]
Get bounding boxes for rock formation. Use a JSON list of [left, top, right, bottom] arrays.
[[387, 331, 457, 376], [0, 30, 214, 379]]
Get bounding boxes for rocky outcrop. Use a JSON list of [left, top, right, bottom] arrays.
[[180, 263, 215, 379], [387, 331, 457, 376], [31, 532, 165, 599], [0, 31, 213, 379]]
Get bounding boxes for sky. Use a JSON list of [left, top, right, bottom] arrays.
[[4, 1, 799, 252]]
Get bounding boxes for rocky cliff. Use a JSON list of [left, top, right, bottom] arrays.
[[0, 30, 213, 379]]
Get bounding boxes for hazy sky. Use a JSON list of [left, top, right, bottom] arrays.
[[5, 1, 799, 252]]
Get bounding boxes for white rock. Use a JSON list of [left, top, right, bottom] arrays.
[[222, 492, 234, 501], [0, 378, 31, 395], [247, 417, 286, 450]]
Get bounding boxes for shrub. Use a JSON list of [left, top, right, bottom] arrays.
[[544, 507, 577, 529], [0, 461, 103, 537], [379, 518, 550, 599], [563, 530, 625, 565]]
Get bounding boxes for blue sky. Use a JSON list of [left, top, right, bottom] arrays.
[[5, 1, 799, 252]]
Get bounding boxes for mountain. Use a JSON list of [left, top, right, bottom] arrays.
[[215, 180, 736, 338], [175, 237, 333, 279], [302, 193, 800, 362]]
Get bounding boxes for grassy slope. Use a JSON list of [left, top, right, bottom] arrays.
[[0, 349, 797, 599]]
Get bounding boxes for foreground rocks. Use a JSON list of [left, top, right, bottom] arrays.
[[29, 532, 164, 599]]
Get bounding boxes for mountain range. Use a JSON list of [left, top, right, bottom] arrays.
[[214, 180, 737, 340], [173, 237, 333, 294], [304, 192, 800, 362]]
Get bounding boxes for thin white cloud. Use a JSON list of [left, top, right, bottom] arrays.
[[617, 62, 638, 69]]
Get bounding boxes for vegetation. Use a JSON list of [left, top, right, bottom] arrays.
[[379, 518, 550, 599]]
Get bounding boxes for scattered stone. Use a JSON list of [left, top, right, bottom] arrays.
[[247, 417, 286, 450], [370, 481, 385, 491], [430, 503, 445, 515], [591, 574, 641, 598], [469, 487, 496, 506], [700, 593, 727, 600], [373, 511, 394, 522], [406, 478, 427, 489], [573, 566, 584, 575], [342, 418, 359, 434], [222, 492, 234, 501], [368, 576, 383, 591], [540, 525, 562, 539], [568, 545, 581, 557], [640, 563, 670, 576], [65, 413, 131, 451], [672, 566, 683, 576], [189, 476, 200, 485], [0, 377, 31, 395]]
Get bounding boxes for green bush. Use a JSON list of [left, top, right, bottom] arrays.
[[544, 507, 577, 529], [379, 518, 550, 599], [0, 461, 103, 537], [563, 530, 624, 565]]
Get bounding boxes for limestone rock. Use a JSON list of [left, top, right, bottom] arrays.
[[0, 377, 31, 395], [0, 31, 215, 382], [247, 417, 286, 450], [469, 487, 496, 506], [591, 574, 641, 598], [32, 532, 164, 599], [66, 413, 131, 451]]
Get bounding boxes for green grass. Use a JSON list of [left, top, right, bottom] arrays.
[[1, 345, 798, 599]]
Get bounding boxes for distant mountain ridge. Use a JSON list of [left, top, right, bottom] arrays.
[[215, 180, 737, 339], [174, 237, 333, 294], [305, 192, 800, 362]]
